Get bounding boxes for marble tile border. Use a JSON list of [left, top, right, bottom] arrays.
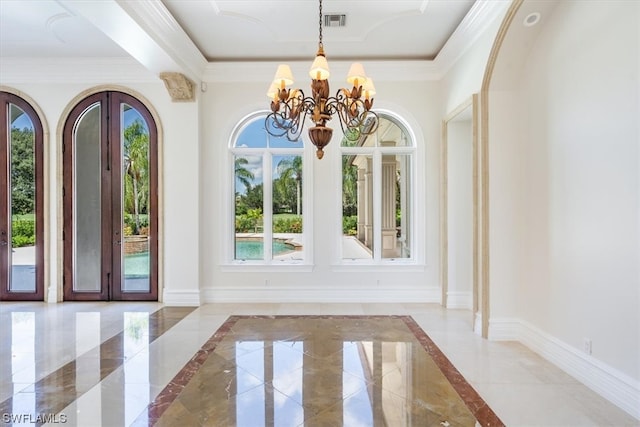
[[401, 316, 504, 426], [0, 306, 195, 427], [132, 315, 240, 426], [138, 315, 504, 427]]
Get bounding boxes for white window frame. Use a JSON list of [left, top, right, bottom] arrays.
[[336, 110, 419, 268], [226, 111, 313, 270]]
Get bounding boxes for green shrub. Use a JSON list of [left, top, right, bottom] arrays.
[[12, 234, 35, 247], [342, 215, 357, 235], [273, 217, 302, 233], [235, 215, 254, 233], [11, 219, 36, 247]]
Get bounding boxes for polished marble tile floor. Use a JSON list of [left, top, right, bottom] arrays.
[[0, 302, 637, 426]]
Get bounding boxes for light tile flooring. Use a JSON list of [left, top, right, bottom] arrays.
[[0, 302, 637, 426]]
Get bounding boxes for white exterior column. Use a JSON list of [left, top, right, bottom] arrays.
[[356, 168, 366, 241], [381, 141, 397, 258], [364, 158, 374, 249]]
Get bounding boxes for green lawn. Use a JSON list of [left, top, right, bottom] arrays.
[[12, 213, 35, 221]]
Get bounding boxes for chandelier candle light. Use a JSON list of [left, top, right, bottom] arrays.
[[266, 0, 379, 159]]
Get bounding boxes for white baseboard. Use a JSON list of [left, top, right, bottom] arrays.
[[473, 312, 482, 335], [162, 289, 201, 306], [518, 320, 640, 421], [446, 291, 472, 309], [488, 317, 640, 420], [487, 317, 520, 341], [201, 286, 441, 304]]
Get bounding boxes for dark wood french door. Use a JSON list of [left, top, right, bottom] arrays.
[[0, 92, 44, 301], [63, 91, 158, 301]]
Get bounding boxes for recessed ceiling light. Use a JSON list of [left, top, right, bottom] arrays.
[[524, 12, 541, 27]]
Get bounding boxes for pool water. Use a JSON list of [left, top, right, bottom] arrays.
[[123, 239, 295, 271], [235, 240, 293, 260], [124, 252, 150, 277]]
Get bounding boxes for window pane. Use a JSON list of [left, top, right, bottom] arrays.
[[272, 155, 303, 261], [267, 116, 303, 148], [340, 116, 379, 147], [342, 154, 373, 260], [9, 104, 36, 292], [383, 154, 411, 259], [378, 117, 411, 147], [235, 119, 267, 148], [235, 155, 263, 260], [121, 104, 151, 292]]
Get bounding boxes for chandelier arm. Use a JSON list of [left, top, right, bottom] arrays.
[[325, 90, 380, 140], [265, 92, 321, 142]]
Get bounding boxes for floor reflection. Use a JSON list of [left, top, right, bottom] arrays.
[[152, 316, 501, 427], [0, 306, 193, 426], [10, 312, 35, 419]]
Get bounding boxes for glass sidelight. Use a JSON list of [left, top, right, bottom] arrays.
[[120, 104, 151, 293], [63, 92, 157, 301], [0, 92, 44, 300]]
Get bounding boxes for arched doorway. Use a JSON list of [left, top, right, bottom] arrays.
[[0, 91, 45, 301], [63, 91, 158, 301]]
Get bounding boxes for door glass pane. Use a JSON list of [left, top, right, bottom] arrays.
[[121, 105, 150, 292], [272, 155, 303, 261], [9, 104, 36, 292], [234, 155, 263, 260], [342, 154, 373, 260], [383, 154, 411, 259], [73, 103, 102, 292]]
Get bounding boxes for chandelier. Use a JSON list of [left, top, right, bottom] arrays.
[[265, 0, 379, 159]]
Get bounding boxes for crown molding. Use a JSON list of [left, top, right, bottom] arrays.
[[433, 0, 511, 76], [202, 59, 441, 83], [0, 1, 508, 85], [202, 1, 509, 83], [0, 57, 158, 84]]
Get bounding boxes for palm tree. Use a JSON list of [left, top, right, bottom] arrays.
[[234, 157, 255, 191], [276, 156, 302, 215], [342, 156, 358, 216], [123, 119, 149, 234]]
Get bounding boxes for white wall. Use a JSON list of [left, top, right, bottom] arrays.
[[517, 0, 639, 381], [447, 119, 473, 308], [199, 78, 441, 302], [485, 0, 639, 417]]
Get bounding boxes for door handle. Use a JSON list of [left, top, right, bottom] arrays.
[[0, 240, 7, 246]]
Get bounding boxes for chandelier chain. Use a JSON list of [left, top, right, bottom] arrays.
[[318, 0, 323, 48]]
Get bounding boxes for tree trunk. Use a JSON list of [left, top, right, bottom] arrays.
[[296, 179, 301, 215], [132, 171, 140, 234]]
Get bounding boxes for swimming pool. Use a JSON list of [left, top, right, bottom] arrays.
[[235, 239, 294, 260], [124, 252, 150, 277], [122, 239, 295, 271]]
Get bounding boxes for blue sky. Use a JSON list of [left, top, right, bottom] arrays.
[[11, 108, 34, 131]]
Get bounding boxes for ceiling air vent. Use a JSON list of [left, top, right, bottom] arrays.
[[324, 14, 346, 27]]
